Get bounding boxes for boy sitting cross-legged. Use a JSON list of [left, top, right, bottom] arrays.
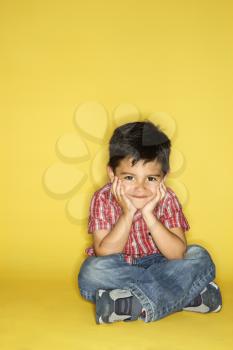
[[78, 120, 222, 324]]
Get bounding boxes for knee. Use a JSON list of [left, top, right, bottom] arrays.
[[78, 256, 110, 288], [184, 244, 213, 262], [184, 244, 216, 278], [78, 257, 98, 287]]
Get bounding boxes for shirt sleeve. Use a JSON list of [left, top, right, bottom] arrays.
[[162, 194, 190, 232], [87, 192, 112, 233]]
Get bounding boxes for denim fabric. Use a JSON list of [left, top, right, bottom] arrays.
[[78, 244, 216, 322]]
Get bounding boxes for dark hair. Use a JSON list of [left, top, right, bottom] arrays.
[[107, 120, 171, 176]]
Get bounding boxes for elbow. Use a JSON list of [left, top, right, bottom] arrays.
[[95, 249, 109, 257], [94, 243, 108, 256], [174, 240, 187, 259], [174, 248, 186, 260], [94, 246, 106, 257], [94, 245, 122, 257], [169, 245, 187, 260], [168, 254, 184, 260], [177, 252, 185, 260]]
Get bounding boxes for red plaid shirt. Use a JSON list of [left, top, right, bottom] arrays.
[[85, 182, 190, 264]]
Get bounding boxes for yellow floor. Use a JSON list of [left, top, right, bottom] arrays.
[[0, 278, 232, 350]]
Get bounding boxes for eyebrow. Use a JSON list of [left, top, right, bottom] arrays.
[[119, 172, 161, 177]]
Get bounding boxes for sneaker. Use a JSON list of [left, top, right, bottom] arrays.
[[183, 281, 222, 313], [95, 288, 143, 324]]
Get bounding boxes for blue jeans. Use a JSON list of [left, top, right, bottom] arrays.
[[78, 244, 216, 322]]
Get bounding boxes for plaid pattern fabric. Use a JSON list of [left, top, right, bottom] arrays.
[[85, 182, 190, 264]]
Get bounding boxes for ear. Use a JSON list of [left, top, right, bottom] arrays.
[[107, 165, 115, 183]]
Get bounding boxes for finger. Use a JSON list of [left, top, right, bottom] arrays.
[[158, 185, 164, 199], [120, 182, 125, 199], [161, 180, 166, 189], [121, 185, 129, 203], [111, 176, 115, 194], [112, 176, 118, 197], [121, 187, 135, 210], [160, 183, 166, 199], [111, 176, 115, 193], [155, 187, 160, 197], [116, 178, 122, 202], [162, 187, 166, 198], [161, 181, 167, 192], [154, 187, 160, 201], [114, 177, 119, 199]]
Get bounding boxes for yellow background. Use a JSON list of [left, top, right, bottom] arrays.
[[1, 0, 233, 349]]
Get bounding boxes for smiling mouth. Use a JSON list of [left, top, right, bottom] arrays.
[[132, 195, 147, 198]]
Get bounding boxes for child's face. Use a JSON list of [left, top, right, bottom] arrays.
[[107, 157, 166, 210]]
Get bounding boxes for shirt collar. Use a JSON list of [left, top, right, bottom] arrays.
[[132, 209, 143, 221]]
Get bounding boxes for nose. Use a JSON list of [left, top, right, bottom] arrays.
[[134, 181, 146, 192]]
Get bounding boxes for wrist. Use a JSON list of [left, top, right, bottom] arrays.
[[143, 213, 159, 232], [122, 210, 135, 220], [141, 210, 155, 219]]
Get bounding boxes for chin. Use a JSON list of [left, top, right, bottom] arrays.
[[131, 198, 149, 209]]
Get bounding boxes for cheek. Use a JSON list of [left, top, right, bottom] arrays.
[[147, 182, 159, 194], [121, 182, 131, 193]]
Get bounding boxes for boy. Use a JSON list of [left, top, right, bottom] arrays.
[[78, 121, 222, 324]]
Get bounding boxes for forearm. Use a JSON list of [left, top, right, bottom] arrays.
[[143, 212, 186, 260], [97, 212, 134, 255]]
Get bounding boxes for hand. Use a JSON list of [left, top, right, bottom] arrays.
[[111, 176, 137, 217], [141, 179, 167, 216]]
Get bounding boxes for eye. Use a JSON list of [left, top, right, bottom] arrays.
[[147, 176, 157, 182], [124, 175, 134, 181]]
